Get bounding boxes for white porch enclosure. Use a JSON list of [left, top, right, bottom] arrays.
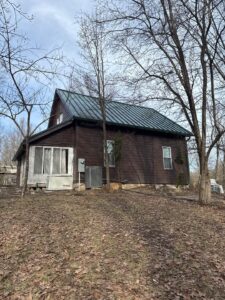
[[25, 146, 74, 190]]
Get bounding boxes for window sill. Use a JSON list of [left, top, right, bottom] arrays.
[[34, 174, 71, 176], [49, 174, 71, 176]]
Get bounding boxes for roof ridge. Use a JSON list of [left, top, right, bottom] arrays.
[[56, 88, 156, 111], [56, 88, 99, 101]]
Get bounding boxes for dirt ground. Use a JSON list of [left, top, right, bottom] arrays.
[[1, 189, 225, 299]]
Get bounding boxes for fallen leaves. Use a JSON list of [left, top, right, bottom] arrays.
[[0, 190, 225, 299]]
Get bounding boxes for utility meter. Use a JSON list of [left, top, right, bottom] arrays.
[[78, 158, 85, 172]]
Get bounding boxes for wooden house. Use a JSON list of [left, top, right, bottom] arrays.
[[14, 89, 192, 190]]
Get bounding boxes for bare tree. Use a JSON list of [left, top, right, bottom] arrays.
[[222, 149, 225, 189], [71, 11, 115, 191], [0, 119, 25, 165], [214, 143, 220, 181], [0, 1, 62, 196], [218, 139, 225, 189], [100, 0, 225, 203]]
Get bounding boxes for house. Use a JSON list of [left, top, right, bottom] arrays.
[[14, 89, 192, 190], [0, 165, 17, 186]]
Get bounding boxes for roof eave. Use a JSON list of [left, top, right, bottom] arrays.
[[12, 142, 24, 161], [75, 117, 192, 137], [13, 118, 74, 161]]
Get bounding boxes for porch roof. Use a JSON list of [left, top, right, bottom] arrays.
[[13, 119, 73, 161]]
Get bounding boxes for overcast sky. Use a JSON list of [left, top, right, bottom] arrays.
[[0, 1, 94, 130], [20, 0, 94, 67]]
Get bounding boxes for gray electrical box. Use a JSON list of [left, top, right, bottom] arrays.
[[78, 158, 85, 172], [85, 166, 102, 189]]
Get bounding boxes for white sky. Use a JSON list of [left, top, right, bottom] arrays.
[[20, 0, 94, 65], [26, 0, 94, 120], [0, 0, 94, 130]]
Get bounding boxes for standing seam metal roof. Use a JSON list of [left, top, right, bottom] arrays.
[[57, 89, 192, 136]]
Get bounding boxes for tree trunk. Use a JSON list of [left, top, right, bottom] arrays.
[[199, 163, 211, 204], [21, 111, 31, 198], [215, 143, 219, 181], [223, 149, 225, 189], [21, 136, 29, 197], [103, 121, 110, 191]]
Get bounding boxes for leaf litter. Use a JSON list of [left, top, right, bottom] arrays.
[[0, 190, 225, 299]]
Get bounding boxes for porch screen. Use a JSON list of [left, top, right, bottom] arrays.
[[43, 148, 51, 174], [61, 149, 69, 174], [52, 148, 60, 174], [34, 147, 43, 174], [33, 147, 70, 175]]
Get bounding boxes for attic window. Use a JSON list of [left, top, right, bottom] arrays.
[[57, 113, 63, 124]]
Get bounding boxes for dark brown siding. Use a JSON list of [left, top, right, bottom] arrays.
[[48, 95, 71, 128], [152, 135, 189, 184], [31, 124, 75, 147], [76, 124, 189, 185], [27, 121, 189, 185]]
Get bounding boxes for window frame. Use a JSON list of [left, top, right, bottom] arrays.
[[56, 113, 63, 125], [43, 147, 52, 174], [33, 146, 43, 174], [162, 146, 173, 170], [33, 146, 70, 175], [105, 139, 115, 168]]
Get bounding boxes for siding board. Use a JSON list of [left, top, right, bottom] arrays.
[[76, 124, 189, 185], [48, 94, 71, 127], [18, 121, 189, 186], [31, 125, 74, 147]]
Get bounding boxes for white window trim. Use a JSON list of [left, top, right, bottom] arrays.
[[43, 147, 51, 175], [105, 140, 115, 168], [162, 146, 173, 170], [34, 146, 70, 175]]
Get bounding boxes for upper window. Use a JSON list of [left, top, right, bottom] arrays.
[[162, 146, 173, 169], [105, 140, 115, 167], [34, 146, 69, 175], [56, 113, 63, 125]]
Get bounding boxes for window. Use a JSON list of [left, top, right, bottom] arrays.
[[105, 140, 115, 167], [43, 148, 51, 174], [33, 147, 69, 175], [34, 147, 43, 174], [162, 146, 173, 169], [52, 148, 60, 174], [56, 113, 63, 125], [61, 149, 69, 174]]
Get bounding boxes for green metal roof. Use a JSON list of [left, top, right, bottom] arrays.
[[56, 89, 192, 137]]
